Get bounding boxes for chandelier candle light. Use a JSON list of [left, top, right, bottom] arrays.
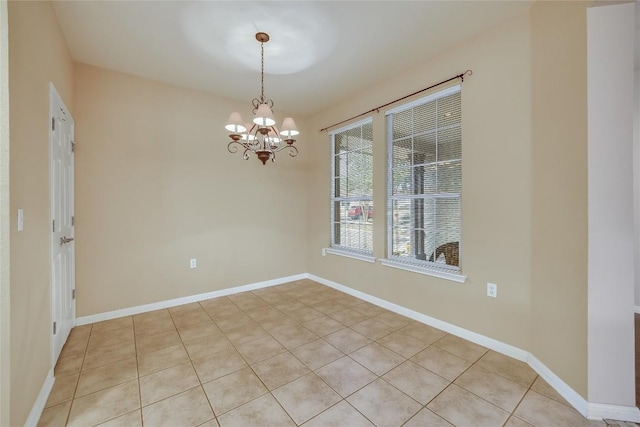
[[225, 32, 299, 165]]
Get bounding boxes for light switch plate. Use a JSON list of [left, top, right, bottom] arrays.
[[17, 209, 23, 231]]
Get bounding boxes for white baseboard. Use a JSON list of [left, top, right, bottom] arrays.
[[527, 353, 588, 417], [306, 273, 528, 361], [587, 403, 640, 422], [77, 273, 307, 325], [307, 273, 639, 423], [72, 272, 638, 423], [24, 369, 54, 427]]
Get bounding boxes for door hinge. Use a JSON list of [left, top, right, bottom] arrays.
[[71, 141, 76, 153], [71, 216, 75, 226], [72, 289, 76, 300], [51, 117, 55, 131], [53, 321, 57, 335], [52, 219, 56, 232]]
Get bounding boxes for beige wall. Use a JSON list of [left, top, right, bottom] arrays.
[[73, 63, 308, 317], [307, 13, 533, 350], [307, 1, 591, 398], [8, 1, 74, 425], [4, 0, 598, 420], [530, 1, 589, 398]]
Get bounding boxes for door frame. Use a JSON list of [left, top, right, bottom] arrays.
[[49, 82, 76, 367], [0, 1, 10, 425]]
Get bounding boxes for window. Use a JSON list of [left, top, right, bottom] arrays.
[[386, 85, 462, 272], [331, 119, 373, 255]]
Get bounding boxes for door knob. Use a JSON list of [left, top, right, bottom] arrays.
[[59, 236, 74, 245]]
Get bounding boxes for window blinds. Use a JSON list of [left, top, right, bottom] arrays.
[[386, 85, 462, 270], [331, 119, 374, 254]]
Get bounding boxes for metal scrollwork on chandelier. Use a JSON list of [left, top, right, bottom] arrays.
[[225, 32, 299, 165]]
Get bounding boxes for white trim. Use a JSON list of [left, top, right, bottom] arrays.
[[379, 258, 467, 283], [306, 273, 525, 360], [0, 3, 10, 425], [24, 369, 54, 427], [70, 272, 640, 423], [330, 119, 374, 255], [307, 273, 640, 423], [328, 117, 373, 135], [324, 248, 376, 263], [76, 273, 306, 325], [49, 82, 76, 367], [587, 403, 640, 422], [634, 305, 640, 314], [527, 354, 588, 417]]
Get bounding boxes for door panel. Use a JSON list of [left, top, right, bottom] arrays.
[[50, 84, 75, 364]]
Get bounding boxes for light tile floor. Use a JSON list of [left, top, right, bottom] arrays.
[[38, 279, 636, 427]]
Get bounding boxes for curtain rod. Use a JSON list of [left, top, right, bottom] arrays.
[[319, 69, 473, 133]]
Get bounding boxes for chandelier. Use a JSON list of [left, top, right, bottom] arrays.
[[225, 32, 299, 165]]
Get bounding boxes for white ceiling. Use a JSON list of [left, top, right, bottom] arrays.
[[52, 1, 534, 116]]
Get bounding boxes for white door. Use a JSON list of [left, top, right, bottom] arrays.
[[50, 83, 75, 364]]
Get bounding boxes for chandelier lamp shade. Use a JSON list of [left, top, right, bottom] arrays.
[[226, 32, 299, 165]]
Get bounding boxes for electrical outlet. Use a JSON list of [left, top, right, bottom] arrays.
[[190, 259, 197, 269], [487, 282, 497, 298]]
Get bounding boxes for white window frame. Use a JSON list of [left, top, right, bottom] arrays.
[[383, 85, 466, 282], [329, 118, 374, 258]]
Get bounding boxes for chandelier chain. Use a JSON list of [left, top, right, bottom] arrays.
[[260, 40, 265, 103]]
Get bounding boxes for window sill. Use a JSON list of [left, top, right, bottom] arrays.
[[323, 248, 376, 263], [379, 258, 467, 283]]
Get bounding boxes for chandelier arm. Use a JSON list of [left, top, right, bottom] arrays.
[[277, 145, 298, 158], [270, 143, 298, 157], [227, 140, 250, 154]]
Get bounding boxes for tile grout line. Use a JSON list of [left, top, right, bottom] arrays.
[[262, 287, 390, 425], [65, 286, 398, 425], [224, 286, 373, 426], [502, 373, 539, 427], [131, 309, 219, 422], [57, 281, 568, 427], [230, 290, 301, 426], [63, 323, 92, 427], [413, 354, 477, 425], [89, 319, 137, 427], [69, 319, 142, 427], [267, 286, 381, 426], [195, 299, 223, 425], [132, 314, 144, 426], [435, 348, 536, 426], [170, 303, 219, 426], [230, 291, 323, 426]]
